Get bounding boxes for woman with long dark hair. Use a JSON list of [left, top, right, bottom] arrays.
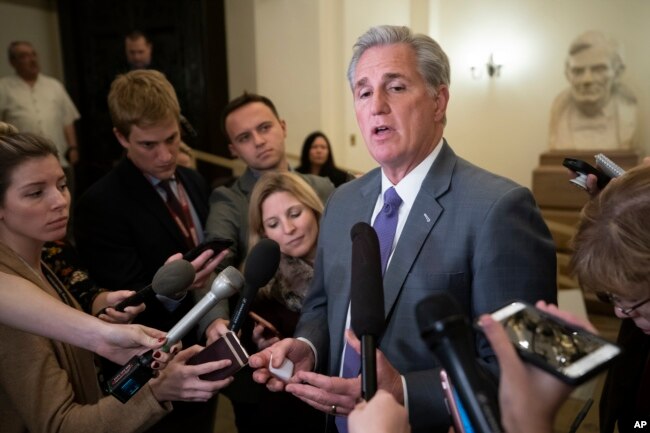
[[297, 131, 352, 187]]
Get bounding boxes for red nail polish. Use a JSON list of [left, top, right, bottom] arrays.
[[153, 351, 161, 359], [152, 361, 160, 369], [157, 337, 166, 343]]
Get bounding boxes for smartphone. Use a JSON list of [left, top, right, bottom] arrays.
[[488, 301, 621, 385], [562, 158, 612, 191], [182, 238, 233, 261], [440, 370, 475, 433]]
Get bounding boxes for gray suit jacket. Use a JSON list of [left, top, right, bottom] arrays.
[[295, 141, 557, 433]]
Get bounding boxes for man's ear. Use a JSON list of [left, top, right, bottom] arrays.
[[113, 128, 130, 150], [279, 119, 287, 138], [433, 85, 449, 123], [228, 142, 239, 158]]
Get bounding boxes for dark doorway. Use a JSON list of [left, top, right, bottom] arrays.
[[57, 0, 231, 195]]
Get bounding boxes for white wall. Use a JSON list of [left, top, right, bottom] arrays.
[[0, 0, 62, 80]]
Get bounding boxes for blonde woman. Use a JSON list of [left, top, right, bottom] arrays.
[[240, 171, 325, 433]]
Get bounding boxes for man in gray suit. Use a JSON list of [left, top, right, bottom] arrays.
[[249, 25, 557, 433]]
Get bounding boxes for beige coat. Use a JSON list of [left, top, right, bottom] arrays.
[[0, 242, 171, 433]]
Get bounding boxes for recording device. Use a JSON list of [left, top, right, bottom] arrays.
[[350, 222, 385, 400], [562, 158, 612, 190], [416, 293, 502, 433], [488, 301, 621, 385], [108, 266, 245, 403], [269, 354, 294, 382], [594, 153, 626, 178], [110, 259, 195, 313], [186, 239, 280, 381], [182, 238, 233, 262], [164, 266, 244, 349], [229, 238, 281, 334], [440, 370, 475, 433], [187, 330, 250, 381]]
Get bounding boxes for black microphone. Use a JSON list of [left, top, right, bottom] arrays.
[[108, 266, 245, 403], [350, 222, 385, 400], [416, 293, 503, 433], [229, 238, 280, 334], [112, 260, 195, 312]]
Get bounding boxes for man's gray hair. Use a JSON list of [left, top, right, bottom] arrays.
[[346, 25, 450, 94]]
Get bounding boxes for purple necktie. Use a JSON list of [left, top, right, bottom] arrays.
[[336, 187, 402, 433], [373, 187, 403, 274]]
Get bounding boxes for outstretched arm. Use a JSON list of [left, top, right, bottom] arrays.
[[0, 272, 166, 364]]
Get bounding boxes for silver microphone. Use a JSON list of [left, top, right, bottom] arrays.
[[165, 266, 244, 348]]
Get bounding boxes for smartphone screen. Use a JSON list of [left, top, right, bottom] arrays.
[[490, 302, 621, 384]]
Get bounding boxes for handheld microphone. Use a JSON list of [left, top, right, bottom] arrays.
[[229, 238, 280, 334], [108, 266, 244, 403], [416, 293, 503, 433], [112, 260, 195, 312], [350, 222, 385, 400], [165, 266, 245, 349]]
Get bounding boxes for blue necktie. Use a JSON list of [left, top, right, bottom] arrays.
[[336, 187, 402, 433]]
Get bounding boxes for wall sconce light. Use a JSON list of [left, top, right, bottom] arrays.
[[471, 53, 502, 79], [486, 53, 502, 77]]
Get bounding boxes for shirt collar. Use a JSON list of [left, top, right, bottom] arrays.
[[380, 138, 443, 207]]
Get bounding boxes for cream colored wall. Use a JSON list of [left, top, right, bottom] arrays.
[[437, 0, 650, 187], [0, 0, 62, 80], [225, 0, 650, 187]]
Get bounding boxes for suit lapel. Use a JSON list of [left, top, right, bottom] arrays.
[[382, 141, 456, 318]]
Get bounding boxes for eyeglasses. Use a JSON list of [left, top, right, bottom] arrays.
[[596, 292, 650, 316]]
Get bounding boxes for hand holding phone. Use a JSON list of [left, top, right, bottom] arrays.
[[487, 301, 620, 385], [186, 331, 249, 381], [182, 238, 233, 262], [562, 158, 612, 190]]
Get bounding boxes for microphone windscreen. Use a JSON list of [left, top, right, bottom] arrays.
[[151, 260, 196, 297], [216, 266, 246, 295], [244, 238, 281, 290], [350, 222, 385, 337], [416, 292, 466, 338]]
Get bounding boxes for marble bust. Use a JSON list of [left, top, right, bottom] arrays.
[[548, 31, 638, 150]]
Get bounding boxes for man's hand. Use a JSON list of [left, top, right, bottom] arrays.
[[287, 372, 361, 416], [344, 329, 405, 404], [249, 337, 315, 391]]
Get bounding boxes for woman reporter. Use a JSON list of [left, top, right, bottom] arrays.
[[237, 171, 325, 433], [0, 132, 232, 433]]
